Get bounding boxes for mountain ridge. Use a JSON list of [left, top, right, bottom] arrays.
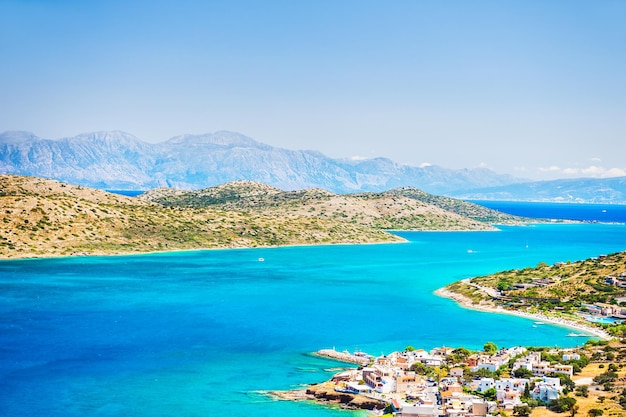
[[0, 130, 523, 194], [3, 130, 624, 202]]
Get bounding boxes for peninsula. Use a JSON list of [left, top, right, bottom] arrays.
[[438, 251, 626, 341], [0, 175, 526, 259], [278, 340, 626, 417]]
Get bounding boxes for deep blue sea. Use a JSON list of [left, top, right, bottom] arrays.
[[471, 200, 626, 223], [2, 203, 626, 416]]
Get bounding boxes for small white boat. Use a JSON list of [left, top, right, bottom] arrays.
[[258, 257, 265, 262]]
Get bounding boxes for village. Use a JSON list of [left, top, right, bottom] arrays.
[[310, 344, 585, 417]]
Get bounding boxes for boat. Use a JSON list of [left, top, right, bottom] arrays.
[[533, 321, 545, 325], [258, 257, 265, 262], [566, 333, 588, 337]]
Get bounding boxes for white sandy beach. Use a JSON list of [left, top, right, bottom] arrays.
[[435, 287, 612, 341]]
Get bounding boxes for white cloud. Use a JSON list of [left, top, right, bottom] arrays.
[[419, 162, 432, 168], [349, 155, 368, 161], [591, 157, 602, 163], [538, 165, 561, 172], [606, 168, 626, 177], [536, 165, 625, 178], [581, 165, 605, 176], [580, 166, 626, 177], [560, 165, 625, 178]]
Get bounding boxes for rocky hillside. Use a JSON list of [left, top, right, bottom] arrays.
[[386, 186, 529, 224], [139, 180, 506, 231], [0, 175, 401, 258], [0, 130, 523, 194], [0, 176, 510, 259]]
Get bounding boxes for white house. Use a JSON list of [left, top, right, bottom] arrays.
[[562, 353, 580, 361], [531, 376, 561, 403], [495, 378, 529, 394], [477, 378, 495, 393]]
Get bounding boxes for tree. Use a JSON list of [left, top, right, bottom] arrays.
[[411, 362, 433, 376], [513, 367, 534, 379], [433, 366, 448, 383], [449, 347, 471, 364], [405, 345, 415, 352], [523, 382, 531, 399], [484, 341, 498, 355], [588, 409, 603, 417], [575, 385, 589, 398], [593, 370, 617, 385], [549, 397, 577, 413], [513, 405, 531, 417], [480, 387, 497, 401]]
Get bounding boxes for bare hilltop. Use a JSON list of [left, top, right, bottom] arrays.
[[0, 175, 525, 259]]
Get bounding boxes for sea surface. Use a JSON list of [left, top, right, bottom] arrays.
[[470, 200, 626, 223], [2, 204, 626, 416]]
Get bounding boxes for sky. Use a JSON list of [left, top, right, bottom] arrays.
[[1, 0, 625, 181]]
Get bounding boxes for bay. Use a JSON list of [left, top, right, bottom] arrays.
[[1, 223, 626, 416]]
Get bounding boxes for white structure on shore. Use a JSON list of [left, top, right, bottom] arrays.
[[321, 345, 574, 417]]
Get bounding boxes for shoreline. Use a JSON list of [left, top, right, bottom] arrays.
[[434, 287, 613, 341], [0, 222, 586, 261], [268, 382, 387, 412], [0, 237, 410, 261]]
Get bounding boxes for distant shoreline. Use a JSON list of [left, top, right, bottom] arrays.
[[0, 236, 411, 261], [434, 287, 612, 340], [1, 222, 619, 261]]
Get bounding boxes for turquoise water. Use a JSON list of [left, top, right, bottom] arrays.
[[1, 223, 626, 416], [586, 316, 623, 324]]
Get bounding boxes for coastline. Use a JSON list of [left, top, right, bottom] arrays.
[[434, 287, 613, 341], [268, 382, 387, 412], [0, 237, 410, 261]]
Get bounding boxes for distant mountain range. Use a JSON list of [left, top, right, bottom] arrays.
[[1, 130, 625, 202], [448, 177, 626, 204], [0, 130, 522, 194]]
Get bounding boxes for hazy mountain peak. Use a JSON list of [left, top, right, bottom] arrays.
[[0, 129, 540, 197], [71, 131, 146, 145], [0, 131, 40, 144], [165, 131, 265, 148]]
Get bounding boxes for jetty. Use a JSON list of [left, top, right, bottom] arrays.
[[315, 349, 372, 366]]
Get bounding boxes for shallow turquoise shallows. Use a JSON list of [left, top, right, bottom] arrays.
[[1, 223, 626, 417]]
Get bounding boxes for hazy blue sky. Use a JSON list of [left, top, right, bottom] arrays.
[[1, 0, 625, 180]]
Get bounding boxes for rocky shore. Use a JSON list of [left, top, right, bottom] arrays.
[[270, 382, 387, 411]]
